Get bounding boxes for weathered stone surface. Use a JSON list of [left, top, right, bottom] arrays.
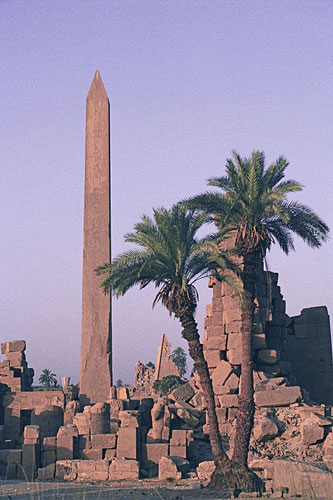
[[116, 427, 138, 459], [300, 419, 325, 445], [91, 433, 116, 449], [41, 450, 56, 467], [323, 433, 333, 457], [109, 458, 139, 480], [218, 394, 238, 408], [211, 360, 233, 393], [1, 340, 26, 354], [196, 460, 216, 484], [80, 70, 112, 405], [32, 404, 64, 438], [24, 425, 40, 441], [205, 349, 221, 368], [253, 417, 279, 441], [171, 383, 195, 403], [273, 460, 333, 497], [118, 410, 139, 428], [254, 386, 302, 407], [158, 456, 188, 480]]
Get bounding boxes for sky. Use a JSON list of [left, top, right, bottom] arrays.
[[1, 0, 332, 386]]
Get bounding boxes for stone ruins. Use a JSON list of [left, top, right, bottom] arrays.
[[0, 72, 333, 495]]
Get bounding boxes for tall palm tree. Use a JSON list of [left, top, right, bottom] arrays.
[[96, 204, 260, 491], [184, 151, 329, 468], [170, 347, 187, 377], [39, 368, 57, 388]]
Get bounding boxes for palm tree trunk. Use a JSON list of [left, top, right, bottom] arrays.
[[176, 308, 229, 467], [232, 251, 257, 466], [177, 306, 262, 492]]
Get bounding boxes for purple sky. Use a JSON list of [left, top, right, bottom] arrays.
[[1, 1, 332, 385]]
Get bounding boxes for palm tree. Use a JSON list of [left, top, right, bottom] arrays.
[[184, 150, 329, 468], [96, 204, 260, 491], [170, 347, 187, 377], [39, 369, 57, 388]]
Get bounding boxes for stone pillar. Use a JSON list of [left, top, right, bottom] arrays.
[[80, 70, 112, 404]]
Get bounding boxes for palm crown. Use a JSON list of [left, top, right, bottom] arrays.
[[96, 204, 238, 315], [184, 150, 329, 255]]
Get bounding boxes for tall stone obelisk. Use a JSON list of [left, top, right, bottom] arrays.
[[80, 70, 112, 404]]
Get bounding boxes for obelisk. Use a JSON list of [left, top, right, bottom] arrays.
[[80, 70, 112, 404]]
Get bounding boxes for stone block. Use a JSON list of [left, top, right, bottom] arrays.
[[205, 335, 228, 351], [79, 448, 103, 460], [142, 443, 169, 469], [170, 445, 186, 458], [117, 387, 130, 400], [253, 417, 279, 441], [6, 462, 18, 479], [227, 349, 241, 365], [212, 297, 224, 312], [91, 433, 116, 449], [32, 404, 64, 438], [42, 437, 57, 451], [6, 351, 26, 367], [211, 360, 233, 393], [78, 434, 91, 450], [118, 410, 139, 428], [205, 349, 221, 368], [223, 308, 240, 324], [197, 460, 216, 484], [300, 419, 325, 445], [109, 458, 139, 480], [170, 429, 187, 447], [171, 383, 195, 403], [225, 321, 242, 334], [24, 425, 40, 441], [1, 340, 26, 354], [212, 314, 224, 326], [41, 450, 56, 467], [116, 427, 138, 459], [158, 456, 181, 480], [323, 433, 333, 457], [57, 425, 78, 460], [255, 386, 302, 407], [105, 448, 116, 460], [218, 394, 238, 408], [257, 349, 279, 365], [204, 317, 212, 328], [224, 372, 240, 393]]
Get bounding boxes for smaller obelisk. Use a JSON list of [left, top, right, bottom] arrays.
[[80, 70, 112, 404]]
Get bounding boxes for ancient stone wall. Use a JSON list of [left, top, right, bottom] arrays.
[[286, 306, 333, 404]]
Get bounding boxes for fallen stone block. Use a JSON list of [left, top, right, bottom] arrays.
[[323, 433, 333, 457], [196, 460, 216, 485], [300, 419, 325, 445], [158, 456, 189, 480], [253, 417, 279, 442], [55, 460, 78, 480], [254, 386, 302, 407], [218, 394, 238, 408], [109, 458, 139, 480]]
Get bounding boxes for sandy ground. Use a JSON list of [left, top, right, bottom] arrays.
[[0, 479, 236, 499]]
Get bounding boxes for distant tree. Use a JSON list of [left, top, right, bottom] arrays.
[[145, 361, 155, 369], [39, 369, 57, 388], [152, 375, 185, 396], [116, 379, 123, 387], [170, 347, 187, 377]]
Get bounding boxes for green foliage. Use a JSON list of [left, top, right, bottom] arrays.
[[38, 369, 57, 388], [170, 347, 187, 377], [145, 361, 155, 369], [152, 375, 185, 395], [96, 204, 240, 316], [184, 150, 329, 256]]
